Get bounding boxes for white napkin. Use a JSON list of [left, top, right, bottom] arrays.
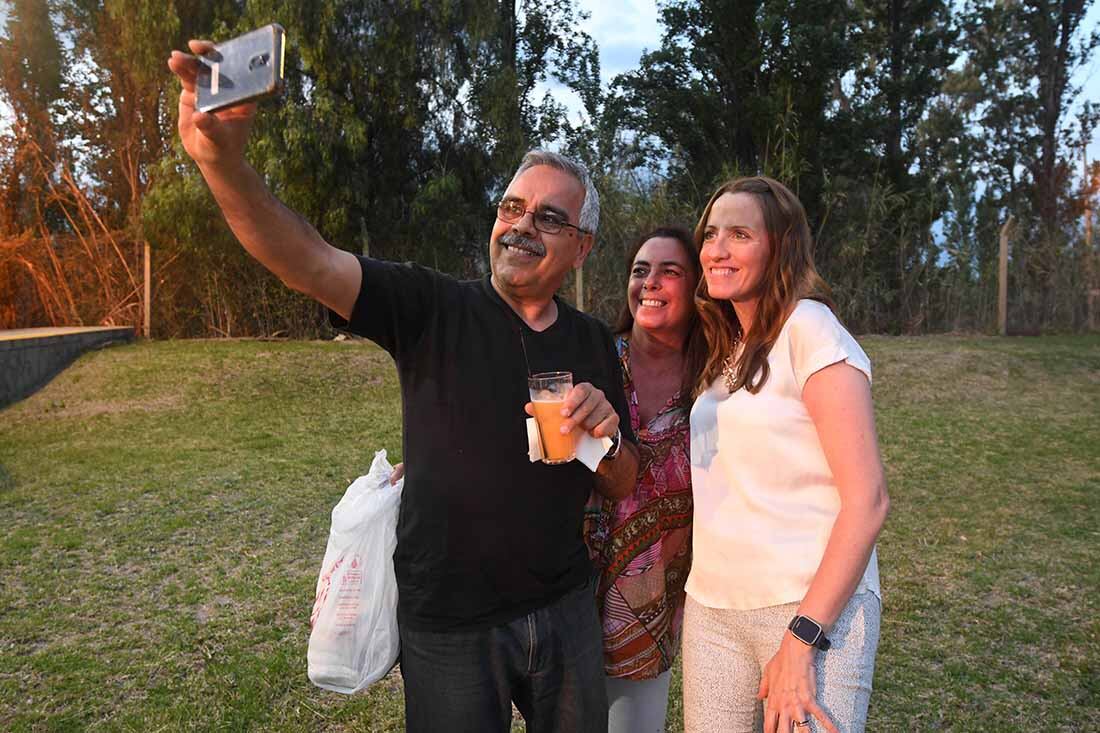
[[526, 417, 612, 472]]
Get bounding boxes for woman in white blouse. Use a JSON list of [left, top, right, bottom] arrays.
[[682, 177, 889, 733]]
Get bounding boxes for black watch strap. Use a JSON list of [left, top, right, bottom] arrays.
[[788, 615, 831, 651]]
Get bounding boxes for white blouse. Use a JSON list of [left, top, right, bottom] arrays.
[[686, 299, 881, 610]]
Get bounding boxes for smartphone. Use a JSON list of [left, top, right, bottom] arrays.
[[195, 24, 286, 113]]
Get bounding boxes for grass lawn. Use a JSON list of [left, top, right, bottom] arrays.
[[1, 334, 1098, 731]]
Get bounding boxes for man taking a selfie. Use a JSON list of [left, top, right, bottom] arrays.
[[169, 39, 639, 733]]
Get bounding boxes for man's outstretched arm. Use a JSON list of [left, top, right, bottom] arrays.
[[167, 40, 360, 320]]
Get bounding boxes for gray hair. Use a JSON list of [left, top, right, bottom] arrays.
[[509, 150, 600, 235]]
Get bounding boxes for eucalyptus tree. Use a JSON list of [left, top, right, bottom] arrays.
[[617, 0, 966, 331], [617, 0, 857, 212], [958, 0, 1099, 328], [0, 0, 65, 233], [820, 0, 957, 330]]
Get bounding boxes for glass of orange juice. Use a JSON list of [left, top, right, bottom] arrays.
[[528, 371, 576, 464]]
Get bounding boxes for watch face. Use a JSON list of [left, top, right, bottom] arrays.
[[790, 616, 822, 644]]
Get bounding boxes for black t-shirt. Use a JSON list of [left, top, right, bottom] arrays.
[[330, 256, 634, 631]]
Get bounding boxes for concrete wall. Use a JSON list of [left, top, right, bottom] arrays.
[[0, 327, 134, 408]]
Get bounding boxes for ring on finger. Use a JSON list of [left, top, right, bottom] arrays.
[[794, 720, 811, 729]]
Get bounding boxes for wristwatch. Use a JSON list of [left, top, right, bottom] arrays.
[[603, 427, 622, 461], [788, 615, 831, 651]]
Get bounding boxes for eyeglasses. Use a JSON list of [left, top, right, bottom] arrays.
[[497, 199, 589, 236]]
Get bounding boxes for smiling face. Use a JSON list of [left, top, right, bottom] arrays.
[[627, 236, 697, 336], [489, 164, 593, 304], [700, 192, 770, 309]]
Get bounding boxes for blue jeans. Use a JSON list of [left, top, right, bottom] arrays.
[[399, 579, 608, 733]]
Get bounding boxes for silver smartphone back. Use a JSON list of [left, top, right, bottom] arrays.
[[195, 24, 286, 113]]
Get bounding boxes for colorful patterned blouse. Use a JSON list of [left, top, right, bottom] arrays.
[[584, 335, 693, 680]]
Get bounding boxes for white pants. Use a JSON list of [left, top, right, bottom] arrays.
[[606, 669, 673, 733], [682, 592, 880, 733]]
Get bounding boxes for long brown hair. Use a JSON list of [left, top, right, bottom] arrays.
[[693, 177, 835, 397], [614, 226, 707, 404]]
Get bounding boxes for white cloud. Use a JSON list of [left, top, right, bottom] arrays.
[[577, 0, 662, 80], [534, 1, 662, 125]]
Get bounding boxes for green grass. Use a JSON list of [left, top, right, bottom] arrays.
[[1, 335, 1098, 731]]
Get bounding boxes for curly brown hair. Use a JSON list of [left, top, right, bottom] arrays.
[[613, 226, 707, 406], [693, 177, 835, 397]]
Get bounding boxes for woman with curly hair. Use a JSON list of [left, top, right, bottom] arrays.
[[585, 225, 706, 732]]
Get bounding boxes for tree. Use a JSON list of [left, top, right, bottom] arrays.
[[617, 0, 856, 208], [0, 0, 65, 234], [819, 0, 957, 330], [617, 0, 967, 331], [959, 0, 1099, 328]]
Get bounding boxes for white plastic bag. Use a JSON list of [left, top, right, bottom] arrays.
[[308, 449, 403, 694]]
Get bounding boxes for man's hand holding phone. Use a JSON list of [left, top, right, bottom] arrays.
[[168, 40, 257, 171], [164, 26, 361, 321]]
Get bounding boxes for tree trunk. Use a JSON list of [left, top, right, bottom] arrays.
[[999, 215, 1014, 335], [501, 0, 516, 71], [886, 0, 904, 188]]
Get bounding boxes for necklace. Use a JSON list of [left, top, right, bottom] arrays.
[[721, 333, 743, 393]]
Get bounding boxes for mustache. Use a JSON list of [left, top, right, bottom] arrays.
[[499, 231, 546, 257]]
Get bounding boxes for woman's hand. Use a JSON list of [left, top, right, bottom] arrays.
[[758, 632, 838, 733]]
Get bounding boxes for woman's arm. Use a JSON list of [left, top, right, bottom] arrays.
[[797, 360, 889, 625], [759, 359, 889, 733]]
